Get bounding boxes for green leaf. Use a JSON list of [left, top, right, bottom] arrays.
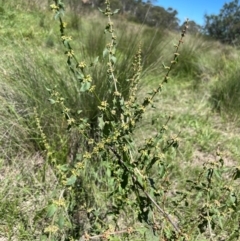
[[58, 1, 65, 9], [63, 39, 68, 47], [111, 46, 116, 54], [54, 12, 60, 20], [110, 56, 116, 64], [107, 168, 111, 178], [98, 116, 105, 130], [113, 9, 120, 14], [94, 56, 99, 64], [57, 164, 69, 172], [59, 9, 65, 16], [48, 99, 56, 104], [76, 72, 84, 81], [40, 235, 48, 241], [218, 216, 223, 230], [45, 87, 51, 92], [103, 48, 109, 58], [46, 204, 57, 218], [214, 170, 221, 179], [66, 175, 77, 186], [90, 56, 99, 67], [98, 7, 104, 13], [137, 174, 143, 187], [76, 153, 82, 161], [57, 214, 65, 229], [80, 82, 91, 92]]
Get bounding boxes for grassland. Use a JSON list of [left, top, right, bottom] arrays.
[[0, 1, 240, 240]]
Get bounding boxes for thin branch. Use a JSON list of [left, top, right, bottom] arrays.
[[108, 146, 181, 235]]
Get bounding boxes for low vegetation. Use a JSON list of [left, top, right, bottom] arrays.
[[0, 0, 240, 240]]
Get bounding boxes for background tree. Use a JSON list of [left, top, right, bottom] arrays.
[[144, 5, 179, 29], [131, 2, 179, 29], [69, 0, 180, 30], [181, 20, 202, 34], [204, 0, 240, 45]]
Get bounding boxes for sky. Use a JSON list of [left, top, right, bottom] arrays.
[[154, 0, 233, 26]]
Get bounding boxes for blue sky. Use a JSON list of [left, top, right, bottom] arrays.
[[154, 0, 232, 26]]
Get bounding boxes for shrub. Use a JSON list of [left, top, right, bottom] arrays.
[[1, 0, 240, 240], [39, 1, 191, 239]]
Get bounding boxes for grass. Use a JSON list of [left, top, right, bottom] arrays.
[[138, 79, 239, 166], [210, 54, 240, 119], [0, 0, 240, 240]]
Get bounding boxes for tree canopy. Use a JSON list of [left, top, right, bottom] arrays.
[[204, 0, 240, 45], [72, 0, 180, 30], [68, 0, 204, 33]]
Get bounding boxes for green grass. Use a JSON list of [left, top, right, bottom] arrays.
[[210, 54, 240, 120], [0, 1, 240, 240], [138, 78, 239, 166]]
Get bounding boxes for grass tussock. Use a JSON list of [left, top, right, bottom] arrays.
[[210, 52, 240, 120]]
